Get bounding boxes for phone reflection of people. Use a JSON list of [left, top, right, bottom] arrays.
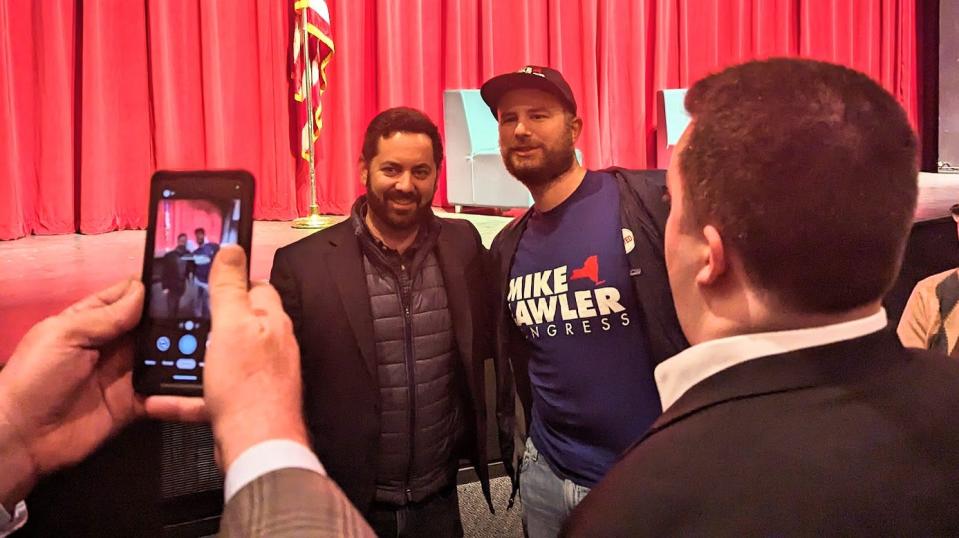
[[161, 233, 192, 318], [192, 227, 221, 319], [898, 204, 959, 356]]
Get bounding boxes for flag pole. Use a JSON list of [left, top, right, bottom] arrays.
[[292, 3, 332, 229]]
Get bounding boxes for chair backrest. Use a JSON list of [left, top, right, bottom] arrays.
[[445, 90, 502, 205], [656, 89, 690, 168], [460, 90, 501, 151]]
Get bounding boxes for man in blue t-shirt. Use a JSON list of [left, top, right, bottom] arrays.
[[192, 227, 220, 319], [482, 66, 688, 536]]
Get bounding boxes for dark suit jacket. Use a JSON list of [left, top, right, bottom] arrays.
[[219, 468, 374, 537], [270, 217, 492, 514], [563, 330, 959, 536]]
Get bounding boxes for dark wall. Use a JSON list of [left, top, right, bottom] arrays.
[[885, 217, 959, 322], [18, 421, 162, 537]]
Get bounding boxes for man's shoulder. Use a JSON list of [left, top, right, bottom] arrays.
[[652, 342, 959, 450], [564, 342, 959, 535], [896, 344, 959, 396], [435, 216, 486, 262], [274, 219, 352, 262], [912, 268, 959, 297], [489, 210, 531, 254], [436, 215, 478, 237], [597, 167, 667, 190]]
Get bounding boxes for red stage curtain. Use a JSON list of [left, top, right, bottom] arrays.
[[154, 199, 225, 254], [0, 0, 919, 240]]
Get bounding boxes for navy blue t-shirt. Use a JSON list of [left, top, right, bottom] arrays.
[[508, 171, 662, 486], [193, 242, 220, 283]]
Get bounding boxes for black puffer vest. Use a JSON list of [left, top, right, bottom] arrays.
[[353, 201, 464, 505]]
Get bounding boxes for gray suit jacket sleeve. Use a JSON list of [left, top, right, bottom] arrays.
[[218, 468, 375, 538]]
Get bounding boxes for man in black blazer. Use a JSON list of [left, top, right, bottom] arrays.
[[563, 58, 959, 536], [270, 107, 490, 537]]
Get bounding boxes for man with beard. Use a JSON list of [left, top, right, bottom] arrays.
[[160, 233, 192, 318], [480, 66, 687, 536], [270, 107, 492, 537], [192, 227, 220, 318]]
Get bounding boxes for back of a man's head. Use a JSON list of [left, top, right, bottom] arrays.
[[680, 58, 918, 313]]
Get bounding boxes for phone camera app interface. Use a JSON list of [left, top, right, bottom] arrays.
[[144, 194, 242, 386]]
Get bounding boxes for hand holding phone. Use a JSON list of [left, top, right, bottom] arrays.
[[134, 170, 254, 396]]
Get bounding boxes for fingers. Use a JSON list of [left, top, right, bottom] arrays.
[[143, 396, 209, 423], [62, 278, 139, 315], [62, 280, 145, 347], [209, 245, 250, 320]]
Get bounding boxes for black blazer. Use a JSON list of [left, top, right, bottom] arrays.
[[270, 216, 492, 514], [563, 330, 959, 536]]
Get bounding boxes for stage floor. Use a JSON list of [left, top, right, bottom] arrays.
[[0, 212, 511, 361]]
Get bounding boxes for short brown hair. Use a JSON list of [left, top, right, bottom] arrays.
[[680, 58, 918, 313], [361, 107, 443, 168]]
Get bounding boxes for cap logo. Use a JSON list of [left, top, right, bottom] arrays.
[[519, 66, 546, 78]]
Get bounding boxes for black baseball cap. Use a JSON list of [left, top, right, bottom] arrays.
[[480, 65, 577, 118]]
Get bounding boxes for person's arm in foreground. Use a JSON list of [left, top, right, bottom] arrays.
[[148, 246, 375, 537], [0, 245, 373, 537], [0, 278, 154, 536]]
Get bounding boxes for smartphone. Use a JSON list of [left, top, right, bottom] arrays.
[[134, 170, 255, 396]]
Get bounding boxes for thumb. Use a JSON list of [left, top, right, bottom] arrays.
[[210, 245, 250, 320]]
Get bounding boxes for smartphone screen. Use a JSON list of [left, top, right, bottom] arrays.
[[135, 170, 254, 396]]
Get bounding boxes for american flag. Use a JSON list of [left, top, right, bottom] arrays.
[[292, 0, 334, 160]]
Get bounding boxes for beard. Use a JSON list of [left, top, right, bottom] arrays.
[[503, 136, 576, 189], [366, 185, 432, 232]]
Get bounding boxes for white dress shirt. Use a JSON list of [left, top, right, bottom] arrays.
[[0, 500, 27, 538], [223, 439, 327, 503], [655, 308, 888, 411]]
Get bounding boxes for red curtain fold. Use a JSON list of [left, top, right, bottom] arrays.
[[0, 1, 76, 239], [0, 0, 920, 240], [154, 199, 224, 253]]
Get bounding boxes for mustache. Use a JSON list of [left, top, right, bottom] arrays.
[[509, 144, 542, 152], [385, 191, 419, 203]]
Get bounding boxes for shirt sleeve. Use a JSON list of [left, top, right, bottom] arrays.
[[0, 501, 27, 538], [223, 439, 327, 503], [898, 284, 934, 349]]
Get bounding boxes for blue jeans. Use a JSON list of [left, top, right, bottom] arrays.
[[519, 437, 591, 538]]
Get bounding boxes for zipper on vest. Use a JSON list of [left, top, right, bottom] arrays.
[[398, 270, 416, 503]]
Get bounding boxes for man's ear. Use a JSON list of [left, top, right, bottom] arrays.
[[570, 115, 584, 144], [358, 159, 369, 189], [697, 224, 727, 286]]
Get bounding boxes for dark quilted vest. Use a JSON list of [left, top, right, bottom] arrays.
[[360, 222, 463, 505]]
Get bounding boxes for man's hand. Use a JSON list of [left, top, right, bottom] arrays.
[[206, 246, 307, 469], [0, 279, 146, 509], [149, 246, 307, 471]]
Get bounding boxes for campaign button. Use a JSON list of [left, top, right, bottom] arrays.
[[156, 336, 171, 352]]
